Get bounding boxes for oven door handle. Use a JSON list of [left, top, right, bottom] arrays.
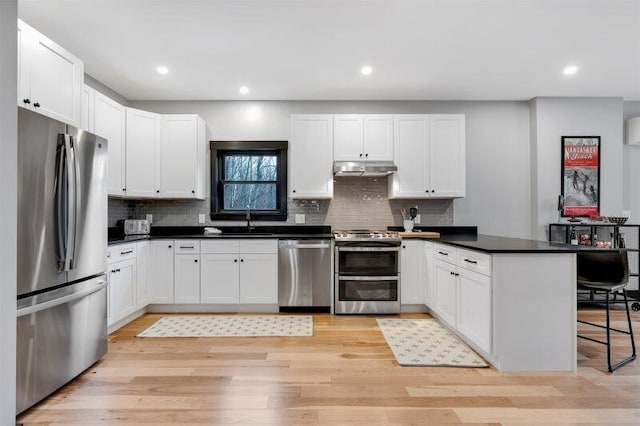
[[337, 247, 400, 252], [338, 275, 400, 281]]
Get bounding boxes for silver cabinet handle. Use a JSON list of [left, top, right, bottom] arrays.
[[464, 259, 477, 264], [180, 245, 195, 249], [338, 247, 400, 252], [438, 251, 449, 256], [120, 249, 134, 255]]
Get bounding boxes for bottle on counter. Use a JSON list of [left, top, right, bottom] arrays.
[[619, 233, 626, 248], [569, 227, 578, 245], [593, 233, 599, 247]]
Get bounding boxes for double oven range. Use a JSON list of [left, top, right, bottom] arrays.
[[333, 230, 401, 314]]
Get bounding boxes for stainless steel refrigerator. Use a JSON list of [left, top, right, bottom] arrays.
[[16, 107, 108, 414]]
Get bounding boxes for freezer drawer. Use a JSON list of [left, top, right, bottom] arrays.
[[16, 276, 108, 414]]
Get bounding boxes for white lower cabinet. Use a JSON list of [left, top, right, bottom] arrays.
[[200, 240, 278, 304], [239, 254, 278, 304], [149, 241, 175, 303], [430, 243, 492, 355], [107, 258, 136, 326], [175, 254, 201, 303], [433, 259, 458, 327], [400, 240, 424, 304], [135, 241, 149, 309], [457, 268, 491, 353], [200, 254, 240, 304], [423, 242, 435, 306]]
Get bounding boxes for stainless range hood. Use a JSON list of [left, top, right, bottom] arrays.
[[333, 161, 397, 177]]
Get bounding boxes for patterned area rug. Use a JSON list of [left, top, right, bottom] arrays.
[[377, 318, 488, 367], [137, 315, 313, 337]]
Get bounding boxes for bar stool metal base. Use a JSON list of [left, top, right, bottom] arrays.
[[578, 289, 637, 372]]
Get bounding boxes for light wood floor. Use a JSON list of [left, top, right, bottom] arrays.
[[17, 308, 640, 425]]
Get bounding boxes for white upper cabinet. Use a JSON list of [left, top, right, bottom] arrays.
[[161, 115, 206, 199], [429, 115, 466, 198], [83, 88, 127, 197], [333, 115, 393, 162], [290, 114, 334, 199], [389, 114, 465, 199], [333, 115, 364, 161], [363, 115, 394, 161], [125, 108, 162, 198], [389, 115, 430, 198], [80, 85, 94, 132], [17, 20, 83, 127]]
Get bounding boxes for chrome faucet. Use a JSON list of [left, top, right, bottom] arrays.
[[246, 205, 253, 232]]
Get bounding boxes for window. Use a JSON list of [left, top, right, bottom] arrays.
[[210, 141, 288, 220]]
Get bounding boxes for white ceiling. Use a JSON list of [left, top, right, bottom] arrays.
[[18, 0, 640, 101]]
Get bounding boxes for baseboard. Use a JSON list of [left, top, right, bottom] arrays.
[[108, 307, 147, 334], [146, 304, 280, 313]]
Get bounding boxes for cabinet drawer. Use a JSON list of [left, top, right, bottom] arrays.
[[201, 239, 240, 254], [457, 249, 492, 277], [239, 239, 278, 254], [174, 240, 201, 254], [107, 243, 136, 263], [433, 244, 456, 264]]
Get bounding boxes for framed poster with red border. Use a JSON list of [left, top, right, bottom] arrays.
[[561, 136, 600, 217]]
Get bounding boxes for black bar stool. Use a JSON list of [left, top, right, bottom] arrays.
[[577, 250, 636, 372]]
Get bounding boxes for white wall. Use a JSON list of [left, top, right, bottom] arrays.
[[623, 101, 640, 223], [0, 0, 18, 423], [131, 100, 532, 238], [530, 97, 624, 239]]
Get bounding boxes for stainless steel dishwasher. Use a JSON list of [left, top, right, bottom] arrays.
[[278, 239, 333, 312]]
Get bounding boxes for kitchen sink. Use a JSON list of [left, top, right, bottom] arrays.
[[222, 232, 273, 236]]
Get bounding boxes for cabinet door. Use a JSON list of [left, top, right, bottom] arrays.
[[200, 254, 240, 304], [135, 241, 149, 309], [363, 115, 393, 161], [106, 268, 116, 327], [424, 242, 435, 306], [389, 115, 429, 198], [290, 115, 333, 199], [175, 254, 201, 303], [95, 92, 126, 197], [161, 115, 201, 199], [113, 259, 136, 321], [125, 108, 161, 198], [458, 268, 491, 353], [17, 21, 30, 108], [80, 85, 94, 132], [149, 241, 175, 303], [20, 20, 83, 127], [333, 115, 364, 161], [400, 240, 423, 304], [239, 254, 278, 304], [429, 115, 465, 198], [433, 260, 457, 327]]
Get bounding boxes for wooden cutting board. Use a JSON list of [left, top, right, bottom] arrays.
[[398, 231, 441, 239]]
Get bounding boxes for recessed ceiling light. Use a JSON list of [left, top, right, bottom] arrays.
[[156, 65, 169, 75], [360, 65, 373, 76], [563, 65, 578, 76], [239, 86, 250, 95]]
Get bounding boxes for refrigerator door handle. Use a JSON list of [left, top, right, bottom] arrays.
[[69, 135, 80, 269], [16, 280, 107, 317], [63, 134, 76, 272], [54, 134, 68, 272]]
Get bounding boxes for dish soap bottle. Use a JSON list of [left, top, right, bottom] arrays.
[[569, 227, 578, 245]]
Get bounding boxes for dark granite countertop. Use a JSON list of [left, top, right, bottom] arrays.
[[435, 234, 618, 254], [108, 225, 332, 245]]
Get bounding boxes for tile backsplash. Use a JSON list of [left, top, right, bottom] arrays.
[[109, 177, 453, 229]]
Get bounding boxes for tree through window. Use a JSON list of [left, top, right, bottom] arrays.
[[210, 141, 288, 221]]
